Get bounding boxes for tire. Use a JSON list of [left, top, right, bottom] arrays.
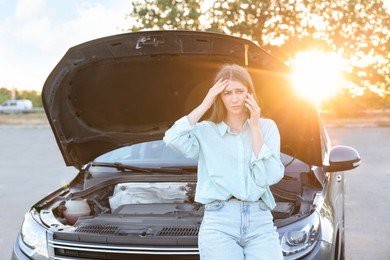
[[340, 226, 345, 260]]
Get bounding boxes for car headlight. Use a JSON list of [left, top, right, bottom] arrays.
[[280, 212, 320, 259], [19, 209, 49, 260]]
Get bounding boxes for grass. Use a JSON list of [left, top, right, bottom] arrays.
[[0, 112, 49, 125]]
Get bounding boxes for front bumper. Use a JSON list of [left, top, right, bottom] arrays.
[[300, 240, 333, 259], [12, 234, 29, 260], [12, 232, 333, 260]]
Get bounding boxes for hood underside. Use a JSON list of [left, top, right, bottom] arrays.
[[42, 30, 322, 169]]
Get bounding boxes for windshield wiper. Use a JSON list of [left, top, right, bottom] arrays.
[[90, 162, 193, 174]]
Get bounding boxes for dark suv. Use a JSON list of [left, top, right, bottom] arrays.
[[12, 30, 360, 260]]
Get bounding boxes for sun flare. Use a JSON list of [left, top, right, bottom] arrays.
[[290, 50, 346, 104]]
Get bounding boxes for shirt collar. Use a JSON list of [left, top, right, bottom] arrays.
[[216, 120, 250, 136]]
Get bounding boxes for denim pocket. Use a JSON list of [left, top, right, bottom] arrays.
[[205, 200, 225, 211], [258, 200, 270, 211]]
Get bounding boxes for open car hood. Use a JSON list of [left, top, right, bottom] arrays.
[[42, 31, 322, 169]]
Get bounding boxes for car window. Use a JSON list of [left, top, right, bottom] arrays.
[[94, 140, 196, 166]]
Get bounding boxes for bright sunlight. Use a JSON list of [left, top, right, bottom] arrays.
[[290, 50, 347, 104]]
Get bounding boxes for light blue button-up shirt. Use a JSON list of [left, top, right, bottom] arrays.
[[163, 116, 284, 209]]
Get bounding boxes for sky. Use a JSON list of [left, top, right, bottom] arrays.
[[1, 0, 390, 92], [0, 0, 130, 92]]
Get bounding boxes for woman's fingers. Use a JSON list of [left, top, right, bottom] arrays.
[[245, 93, 261, 117], [215, 77, 224, 84], [245, 95, 256, 108], [211, 79, 228, 94], [202, 79, 228, 108], [215, 78, 227, 88]]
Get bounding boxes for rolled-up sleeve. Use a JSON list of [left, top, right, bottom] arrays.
[[249, 120, 284, 187], [163, 116, 200, 159]]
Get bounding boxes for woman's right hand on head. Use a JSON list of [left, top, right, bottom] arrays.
[[201, 78, 228, 109], [187, 78, 228, 125]]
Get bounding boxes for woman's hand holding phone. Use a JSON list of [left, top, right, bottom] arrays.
[[245, 93, 261, 123], [245, 93, 264, 154]]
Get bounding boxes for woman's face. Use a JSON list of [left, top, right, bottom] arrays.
[[220, 80, 248, 116]]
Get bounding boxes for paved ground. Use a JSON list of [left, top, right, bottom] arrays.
[[0, 126, 75, 258], [0, 125, 389, 259], [327, 126, 390, 260]]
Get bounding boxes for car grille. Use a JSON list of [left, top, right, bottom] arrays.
[[75, 225, 119, 235], [48, 227, 200, 260], [158, 227, 199, 237], [73, 225, 199, 237], [49, 241, 199, 260]]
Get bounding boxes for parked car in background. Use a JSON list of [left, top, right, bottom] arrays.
[[12, 30, 361, 260], [0, 99, 33, 114]]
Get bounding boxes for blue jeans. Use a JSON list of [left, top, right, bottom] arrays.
[[199, 199, 283, 260]]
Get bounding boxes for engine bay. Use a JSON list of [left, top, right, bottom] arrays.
[[39, 154, 322, 241]]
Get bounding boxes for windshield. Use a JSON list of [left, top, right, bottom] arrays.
[[94, 140, 303, 171], [94, 140, 197, 167]]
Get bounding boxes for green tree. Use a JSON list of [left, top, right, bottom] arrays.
[[16, 90, 43, 107], [0, 87, 42, 107], [0, 87, 12, 104], [126, 0, 390, 109], [128, 0, 204, 31]]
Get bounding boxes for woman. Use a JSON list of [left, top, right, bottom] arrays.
[[163, 64, 284, 260]]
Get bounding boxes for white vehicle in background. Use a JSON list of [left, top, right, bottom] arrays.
[[0, 99, 33, 114]]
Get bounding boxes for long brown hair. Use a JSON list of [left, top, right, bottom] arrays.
[[208, 64, 258, 123]]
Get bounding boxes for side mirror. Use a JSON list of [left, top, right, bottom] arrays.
[[324, 145, 361, 172]]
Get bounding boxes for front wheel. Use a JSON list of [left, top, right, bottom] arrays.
[[340, 234, 345, 260]]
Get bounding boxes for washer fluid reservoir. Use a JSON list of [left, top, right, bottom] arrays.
[[63, 198, 91, 225]]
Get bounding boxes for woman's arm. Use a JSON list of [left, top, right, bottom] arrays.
[[245, 93, 264, 155], [163, 116, 200, 159], [249, 120, 284, 187], [187, 78, 228, 124], [164, 78, 228, 158]]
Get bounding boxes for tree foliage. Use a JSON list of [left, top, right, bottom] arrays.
[[0, 87, 11, 104], [16, 90, 43, 107], [126, 0, 390, 108], [128, 0, 204, 30], [0, 87, 42, 107]]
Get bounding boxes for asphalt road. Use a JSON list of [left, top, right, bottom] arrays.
[[0, 125, 389, 259], [327, 126, 390, 259]]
